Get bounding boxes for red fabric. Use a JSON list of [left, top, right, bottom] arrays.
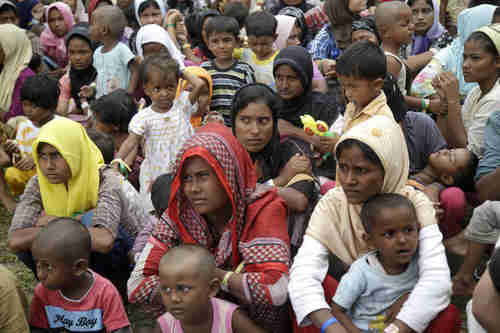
[[87, 0, 107, 20], [439, 187, 466, 239]]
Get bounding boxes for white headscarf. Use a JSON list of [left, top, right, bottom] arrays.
[[135, 24, 185, 70], [134, 0, 166, 26]]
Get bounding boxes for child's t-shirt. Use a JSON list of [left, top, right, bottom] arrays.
[[332, 251, 418, 333], [201, 59, 255, 126], [15, 118, 40, 155], [240, 48, 279, 89], [93, 42, 135, 98], [29, 270, 130, 332]]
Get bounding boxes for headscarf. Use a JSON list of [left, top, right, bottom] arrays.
[[476, 23, 500, 55], [167, 123, 257, 267], [411, 0, 446, 55], [435, 4, 496, 96], [306, 115, 437, 264], [191, 9, 220, 59], [135, 24, 185, 69], [32, 118, 104, 217], [134, 0, 166, 25], [352, 15, 379, 43], [175, 66, 213, 127], [87, 0, 112, 21], [275, 15, 296, 50], [0, 24, 32, 115], [278, 6, 309, 46], [40, 2, 74, 67], [15, 0, 37, 28], [66, 23, 97, 110], [324, 0, 355, 40]]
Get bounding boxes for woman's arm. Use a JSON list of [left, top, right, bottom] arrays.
[[406, 52, 433, 73], [277, 187, 310, 212], [114, 133, 141, 170], [472, 268, 500, 332]]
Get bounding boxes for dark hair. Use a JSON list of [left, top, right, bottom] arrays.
[[167, 0, 193, 12], [495, 6, 500, 20], [140, 53, 180, 85], [278, 6, 309, 46], [151, 173, 174, 216], [223, 2, 249, 29], [337, 40, 387, 80], [245, 11, 277, 37], [86, 128, 115, 164], [28, 53, 42, 72], [138, 0, 159, 16], [468, 0, 499, 7], [335, 139, 384, 172], [384, 73, 408, 122], [205, 15, 239, 39], [160, 244, 216, 281], [453, 151, 479, 192], [407, 0, 433, 8], [467, 31, 500, 57], [361, 193, 417, 233], [0, 2, 17, 16], [351, 15, 380, 44], [20, 74, 59, 110], [232, 83, 282, 128], [91, 89, 138, 133]]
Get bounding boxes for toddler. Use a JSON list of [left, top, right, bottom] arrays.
[[331, 193, 419, 333]]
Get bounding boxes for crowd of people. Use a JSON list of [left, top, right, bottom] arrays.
[[0, 0, 499, 332]]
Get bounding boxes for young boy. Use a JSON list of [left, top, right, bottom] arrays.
[[155, 244, 267, 333], [331, 193, 419, 333], [29, 218, 132, 333], [241, 11, 279, 87], [201, 16, 255, 127], [88, 5, 139, 98]]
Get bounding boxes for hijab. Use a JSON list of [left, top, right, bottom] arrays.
[[278, 6, 309, 47], [134, 0, 166, 25], [476, 23, 500, 55], [32, 118, 104, 217], [0, 24, 32, 115], [306, 115, 437, 264], [411, 0, 446, 55], [352, 15, 379, 43], [275, 15, 296, 50], [66, 23, 97, 110], [435, 4, 496, 96], [40, 2, 74, 67], [15, 0, 37, 28], [192, 9, 220, 59], [135, 24, 186, 69], [271, 0, 312, 16]]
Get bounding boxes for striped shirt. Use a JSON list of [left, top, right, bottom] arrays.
[[201, 60, 255, 126]]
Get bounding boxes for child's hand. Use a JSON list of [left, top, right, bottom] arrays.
[[14, 156, 35, 171], [320, 59, 337, 78], [36, 215, 58, 227], [433, 72, 460, 103], [4, 140, 20, 155], [318, 135, 338, 155], [282, 153, 312, 182], [385, 292, 409, 324], [79, 85, 95, 99]]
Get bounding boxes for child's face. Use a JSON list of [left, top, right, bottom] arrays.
[[428, 148, 470, 184], [185, 79, 210, 115], [37, 143, 72, 184], [142, 42, 168, 58], [89, 13, 104, 42], [31, 3, 45, 22], [68, 37, 93, 70], [411, 0, 434, 36], [351, 29, 378, 45], [0, 8, 19, 25], [208, 31, 237, 62], [275, 64, 304, 100], [337, 74, 382, 110], [139, 4, 162, 26], [144, 70, 178, 112], [367, 206, 418, 273], [47, 8, 68, 38], [62, 0, 76, 14], [247, 35, 276, 61], [348, 0, 367, 15], [22, 100, 54, 128], [390, 6, 414, 45], [32, 243, 74, 291], [463, 39, 500, 84]]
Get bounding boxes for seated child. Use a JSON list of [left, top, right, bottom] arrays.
[[89, 5, 138, 98], [115, 54, 205, 211], [201, 16, 255, 126], [155, 244, 267, 333], [331, 193, 419, 333], [29, 218, 132, 333]]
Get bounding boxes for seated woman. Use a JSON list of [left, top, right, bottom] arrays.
[[433, 23, 500, 159], [7, 118, 149, 286], [232, 83, 317, 255], [289, 116, 457, 333], [128, 123, 291, 332]]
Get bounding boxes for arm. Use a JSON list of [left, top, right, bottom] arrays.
[[386, 56, 403, 82], [278, 119, 320, 147], [114, 133, 141, 169], [232, 308, 268, 333], [277, 187, 309, 212], [331, 303, 363, 333], [127, 58, 140, 96], [475, 111, 500, 202], [183, 68, 205, 105], [471, 268, 500, 332], [406, 52, 433, 73], [56, 75, 71, 116]]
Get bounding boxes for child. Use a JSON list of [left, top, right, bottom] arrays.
[[29, 218, 132, 333], [155, 244, 267, 333], [115, 54, 205, 211], [331, 193, 419, 333], [89, 5, 139, 98], [40, 2, 74, 69], [201, 15, 255, 126], [134, 0, 165, 26]]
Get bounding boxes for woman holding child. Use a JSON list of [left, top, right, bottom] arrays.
[[128, 123, 291, 332], [289, 116, 456, 333]]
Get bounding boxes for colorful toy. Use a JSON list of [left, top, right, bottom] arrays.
[[300, 115, 334, 138]]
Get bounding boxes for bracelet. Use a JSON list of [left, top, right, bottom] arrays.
[[221, 271, 234, 292], [182, 43, 191, 49], [421, 98, 429, 111], [166, 23, 176, 27], [321, 317, 338, 333], [110, 158, 132, 177]]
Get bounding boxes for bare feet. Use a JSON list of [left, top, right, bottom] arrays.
[[444, 232, 467, 256], [452, 272, 476, 296]]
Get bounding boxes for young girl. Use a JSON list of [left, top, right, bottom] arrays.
[[433, 23, 500, 159], [114, 54, 205, 211], [135, 23, 187, 67], [175, 66, 212, 128], [40, 2, 74, 69], [0, 24, 35, 122], [134, 0, 165, 26]]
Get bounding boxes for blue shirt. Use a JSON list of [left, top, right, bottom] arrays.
[[476, 111, 500, 181], [307, 24, 341, 60]]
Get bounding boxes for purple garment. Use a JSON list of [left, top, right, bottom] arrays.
[[410, 0, 446, 55], [5, 67, 35, 122]]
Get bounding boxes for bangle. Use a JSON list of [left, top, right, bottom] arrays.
[[182, 43, 191, 49], [110, 158, 131, 173], [166, 23, 176, 28], [321, 317, 338, 333], [221, 271, 233, 292]]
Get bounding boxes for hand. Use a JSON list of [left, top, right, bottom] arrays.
[[452, 272, 476, 296], [321, 59, 336, 78], [4, 140, 19, 155], [281, 153, 312, 182], [79, 85, 95, 99], [318, 135, 338, 155], [176, 19, 188, 43], [14, 156, 35, 171], [165, 9, 182, 25], [36, 215, 58, 227], [422, 184, 443, 220], [433, 72, 460, 103], [385, 293, 409, 324], [428, 98, 442, 114]]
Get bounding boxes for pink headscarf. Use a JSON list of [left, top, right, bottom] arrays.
[[40, 2, 74, 67]]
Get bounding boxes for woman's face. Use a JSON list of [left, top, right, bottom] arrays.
[[182, 156, 230, 217], [351, 29, 378, 44], [32, 3, 45, 21], [411, 0, 434, 35], [67, 37, 93, 70], [348, 0, 367, 15], [62, 0, 76, 14], [37, 143, 72, 185], [337, 143, 384, 205], [142, 42, 168, 58], [275, 64, 305, 100], [463, 39, 500, 84], [140, 4, 162, 26], [234, 102, 274, 153], [48, 8, 68, 37], [286, 24, 303, 47]]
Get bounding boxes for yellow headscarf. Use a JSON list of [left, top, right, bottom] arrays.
[[32, 118, 104, 217], [0, 24, 32, 114], [175, 66, 213, 127], [476, 23, 500, 56]]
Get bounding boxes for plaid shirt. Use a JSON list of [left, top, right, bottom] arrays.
[[304, 4, 329, 36], [308, 24, 341, 60]]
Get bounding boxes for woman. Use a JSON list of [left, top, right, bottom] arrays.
[[278, 6, 310, 47], [56, 23, 96, 122], [408, 0, 452, 56], [128, 123, 291, 332], [267, 0, 313, 17], [411, 4, 497, 99], [15, 0, 37, 28], [289, 116, 454, 333], [191, 9, 220, 62], [0, 24, 34, 122]]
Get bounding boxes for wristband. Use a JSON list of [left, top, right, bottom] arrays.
[[321, 317, 338, 333], [182, 43, 191, 49], [166, 23, 176, 27], [421, 98, 429, 111], [221, 271, 233, 292]]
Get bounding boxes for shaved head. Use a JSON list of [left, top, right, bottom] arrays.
[[375, 1, 409, 31], [159, 245, 216, 282], [93, 5, 126, 38]]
